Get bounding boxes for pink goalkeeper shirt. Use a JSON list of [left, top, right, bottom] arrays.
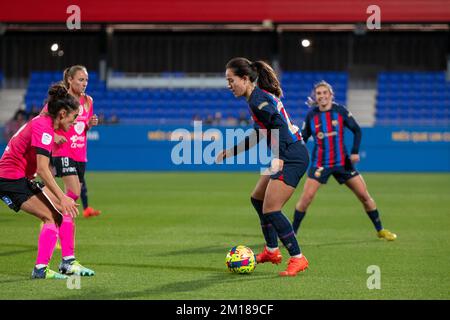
[[42, 94, 93, 162], [0, 114, 55, 180]]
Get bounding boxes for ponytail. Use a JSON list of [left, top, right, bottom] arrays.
[[62, 67, 71, 89], [252, 61, 283, 98], [226, 57, 283, 98]]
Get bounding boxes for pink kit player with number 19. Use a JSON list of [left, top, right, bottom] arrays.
[[50, 65, 101, 219], [0, 84, 94, 279]]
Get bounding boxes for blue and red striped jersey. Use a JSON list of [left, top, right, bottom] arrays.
[[247, 87, 303, 160], [301, 103, 361, 168]]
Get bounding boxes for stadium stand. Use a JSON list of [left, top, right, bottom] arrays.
[[24, 71, 348, 125], [376, 72, 450, 126]]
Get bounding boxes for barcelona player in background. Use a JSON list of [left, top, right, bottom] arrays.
[[217, 57, 310, 276], [292, 81, 397, 241]]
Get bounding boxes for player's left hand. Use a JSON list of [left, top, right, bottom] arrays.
[[88, 114, 99, 127], [54, 133, 67, 144], [350, 154, 360, 163]]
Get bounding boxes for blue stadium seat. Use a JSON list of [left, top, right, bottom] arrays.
[[376, 71, 450, 126], [21, 70, 352, 124]]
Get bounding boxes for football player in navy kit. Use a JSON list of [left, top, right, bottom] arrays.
[[293, 81, 397, 241], [217, 57, 310, 276]]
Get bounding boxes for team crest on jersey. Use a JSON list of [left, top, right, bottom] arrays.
[[317, 132, 324, 139], [332, 120, 338, 126], [74, 122, 85, 135], [41, 133, 53, 145], [314, 167, 324, 178]]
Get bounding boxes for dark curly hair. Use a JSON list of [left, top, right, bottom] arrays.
[[46, 83, 80, 118]]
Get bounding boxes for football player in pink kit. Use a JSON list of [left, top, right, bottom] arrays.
[[0, 84, 94, 279], [52, 65, 100, 218]]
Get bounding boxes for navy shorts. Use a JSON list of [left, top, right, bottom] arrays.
[[53, 157, 86, 183], [271, 141, 310, 188], [0, 178, 44, 212], [308, 158, 359, 184]]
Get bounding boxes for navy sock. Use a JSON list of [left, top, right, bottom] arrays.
[[367, 209, 383, 231], [81, 183, 88, 210], [292, 210, 306, 234], [251, 198, 278, 248], [265, 211, 301, 256]]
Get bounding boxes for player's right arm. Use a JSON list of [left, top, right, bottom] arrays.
[[216, 129, 262, 163], [35, 153, 78, 217], [31, 118, 78, 217]]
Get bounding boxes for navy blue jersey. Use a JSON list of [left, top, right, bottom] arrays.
[[248, 87, 303, 161], [301, 103, 361, 168]]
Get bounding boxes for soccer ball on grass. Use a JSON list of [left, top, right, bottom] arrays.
[[225, 245, 256, 274]]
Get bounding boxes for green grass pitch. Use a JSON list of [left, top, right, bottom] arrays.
[[0, 172, 449, 300]]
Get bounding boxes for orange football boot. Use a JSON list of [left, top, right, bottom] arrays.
[[83, 207, 101, 218], [279, 255, 309, 277], [256, 246, 282, 264]]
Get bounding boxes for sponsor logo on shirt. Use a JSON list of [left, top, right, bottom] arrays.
[[70, 135, 86, 149], [41, 133, 53, 145], [62, 167, 77, 173], [317, 131, 337, 139]]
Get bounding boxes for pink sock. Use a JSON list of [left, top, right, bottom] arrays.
[[36, 223, 59, 265], [66, 190, 79, 201], [59, 215, 76, 258]]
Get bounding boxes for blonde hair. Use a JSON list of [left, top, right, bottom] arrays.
[[305, 80, 335, 107], [63, 65, 90, 111]]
